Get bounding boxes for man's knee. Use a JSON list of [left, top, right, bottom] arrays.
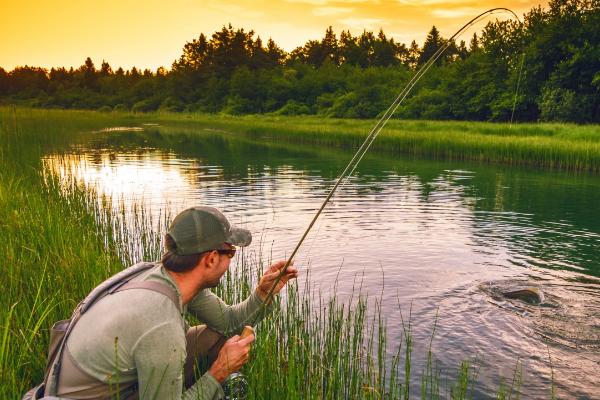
[[184, 325, 226, 388]]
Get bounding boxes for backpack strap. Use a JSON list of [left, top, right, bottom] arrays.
[[80, 262, 158, 313], [114, 280, 181, 312]]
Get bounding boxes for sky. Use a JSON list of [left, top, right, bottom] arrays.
[[1, 0, 547, 72]]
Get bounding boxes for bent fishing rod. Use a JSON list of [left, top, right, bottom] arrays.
[[256, 8, 523, 314]]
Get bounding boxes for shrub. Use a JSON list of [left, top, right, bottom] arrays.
[[159, 97, 184, 112], [132, 98, 160, 113], [538, 86, 581, 122], [327, 92, 359, 118], [223, 95, 258, 115], [275, 100, 311, 116]]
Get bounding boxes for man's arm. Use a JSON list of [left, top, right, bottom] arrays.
[[187, 260, 298, 335], [186, 289, 269, 335]]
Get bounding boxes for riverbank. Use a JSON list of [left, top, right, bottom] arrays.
[[12, 108, 600, 173], [159, 113, 600, 173]]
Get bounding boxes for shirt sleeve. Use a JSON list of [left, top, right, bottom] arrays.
[[133, 322, 224, 400], [186, 289, 272, 336]]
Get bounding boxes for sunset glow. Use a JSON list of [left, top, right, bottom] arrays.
[[1, 0, 547, 71]]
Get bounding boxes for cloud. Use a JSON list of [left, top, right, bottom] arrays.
[[339, 17, 389, 30], [285, 0, 368, 4], [206, 3, 264, 19], [388, 32, 418, 45], [284, 0, 328, 4], [431, 7, 481, 18], [313, 6, 353, 16], [396, 0, 470, 5]]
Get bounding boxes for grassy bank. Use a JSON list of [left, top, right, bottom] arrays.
[[1, 108, 537, 398], [127, 112, 600, 174], [5, 107, 600, 173]]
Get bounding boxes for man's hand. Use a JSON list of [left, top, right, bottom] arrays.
[[256, 260, 299, 302], [208, 334, 255, 383]]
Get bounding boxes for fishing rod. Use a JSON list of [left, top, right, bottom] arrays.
[[258, 7, 523, 311]]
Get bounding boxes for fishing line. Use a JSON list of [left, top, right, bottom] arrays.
[[510, 52, 526, 127], [256, 7, 524, 315]]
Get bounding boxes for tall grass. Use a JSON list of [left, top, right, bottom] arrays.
[[5, 107, 600, 173], [0, 107, 148, 396], [1, 107, 539, 398], [156, 114, 600, 173]]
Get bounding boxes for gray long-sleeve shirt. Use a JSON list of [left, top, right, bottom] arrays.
[[63, 264, 269, 399]]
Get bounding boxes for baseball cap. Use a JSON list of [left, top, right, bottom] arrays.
[[167, 206, 252, 255]]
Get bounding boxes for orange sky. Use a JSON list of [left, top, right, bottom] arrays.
[[1, 0, 547, 71]]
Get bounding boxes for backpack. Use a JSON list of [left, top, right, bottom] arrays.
[[22, 262, 179, 400]]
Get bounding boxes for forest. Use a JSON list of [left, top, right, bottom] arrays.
[[0, 0, 598, 123]]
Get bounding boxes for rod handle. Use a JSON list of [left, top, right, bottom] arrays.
[[240, 325, 254, 339]]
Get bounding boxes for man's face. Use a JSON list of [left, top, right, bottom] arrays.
[[204, 243, 234, 288]]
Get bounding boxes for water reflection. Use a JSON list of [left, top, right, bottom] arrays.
[[43, 128, 600, 399]]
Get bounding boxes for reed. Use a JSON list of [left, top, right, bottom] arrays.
[[1, 107, 544, 398]]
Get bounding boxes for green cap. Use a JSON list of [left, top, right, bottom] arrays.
[[167, 206, 252, 255]]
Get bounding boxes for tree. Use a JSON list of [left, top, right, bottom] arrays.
[[129, 67, 140, 79], [357, 31, 376, 67], [100, 60, 113, 76], [457, 40, 468, 60], [265, 38, 286, 67], [418, 26, 444, 66], [372, 29, 399, 66], [209, 24, 255, 75], [156, 66, 167, 77], [7, 66, 49, 96], [339, 30, 360, 65], [303, 40, 325, 67], [0, 67, 9, 94], [175, 33, 209, 70], [469, 33, 480, 52], [81, 57, 97, 89], [321, 26, 339, 65], [406, 40, 420, 70]]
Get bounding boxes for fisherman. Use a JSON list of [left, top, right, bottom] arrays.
[[48, 206, 298, 399]]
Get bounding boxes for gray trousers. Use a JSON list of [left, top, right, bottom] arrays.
[[55, 326, 225, 399], [183, 325, 226, 389]]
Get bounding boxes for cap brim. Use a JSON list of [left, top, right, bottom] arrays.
[[226, 227, 252, 247]]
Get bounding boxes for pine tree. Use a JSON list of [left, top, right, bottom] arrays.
[[81, 57, 97, 89], [100, 60, 112, 76], [407, 40, 420, 70], [321, 26, 339, 65], [418, 26, 444, 66], [469, 33, 480, 52], [339, 30, 359, 65], [266, 38, 285, 66]]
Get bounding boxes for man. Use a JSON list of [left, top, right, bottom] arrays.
[[51, 206, 298, 399]]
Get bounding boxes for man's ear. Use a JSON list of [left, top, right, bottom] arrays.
[[203, 251, 218, 269]]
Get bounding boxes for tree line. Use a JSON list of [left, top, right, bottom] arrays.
[[0, 0, 598, 122]]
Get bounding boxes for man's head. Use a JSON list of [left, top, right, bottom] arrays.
[[161, 207, 251, 283]]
